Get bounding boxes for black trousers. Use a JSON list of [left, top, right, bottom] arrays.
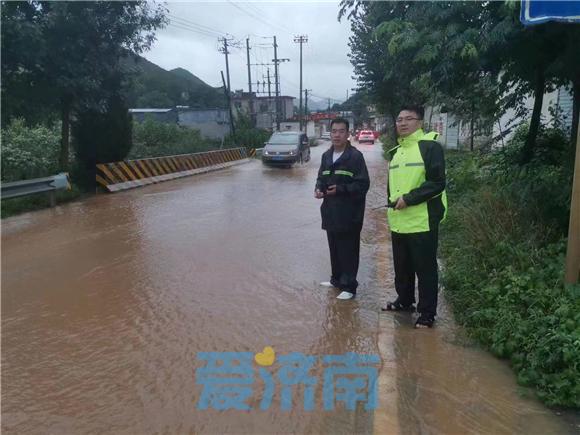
[[327, 230, 361, 294], [391, 226, 439, 316]]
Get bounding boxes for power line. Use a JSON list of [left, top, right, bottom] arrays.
[[168, 14, 227, 37], [167, 23, 219, 39], [245, 3, 295, 34], [283, 78, 344, 105], [226, 1, 293, 36]]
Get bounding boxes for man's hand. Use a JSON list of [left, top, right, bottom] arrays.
[[325, 185, 337, 196], [315, 189, 324, 199], [395, 196, 408, 210]]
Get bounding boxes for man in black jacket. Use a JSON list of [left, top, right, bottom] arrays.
[[315, 118, 370, 300]]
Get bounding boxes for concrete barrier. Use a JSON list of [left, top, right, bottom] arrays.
[[248, 148, 263, 158], [96, 147, 249, 193]]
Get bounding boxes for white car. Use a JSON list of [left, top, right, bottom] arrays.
[[321, 132, 331, 140]]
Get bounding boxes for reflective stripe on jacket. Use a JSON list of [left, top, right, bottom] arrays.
[[387, 129, 447, 234], [316, 143, 370, 232]]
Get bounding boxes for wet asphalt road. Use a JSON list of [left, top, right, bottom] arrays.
[[2, 141, 575, 434]]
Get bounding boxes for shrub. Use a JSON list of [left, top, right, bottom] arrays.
[[380, 133, 397, 160], [223, 113, 270, 150], [1, 118, 60, 182], [72, 95, 133, 191], [130, 117, 220, 159], [440, 127, 579, 407]]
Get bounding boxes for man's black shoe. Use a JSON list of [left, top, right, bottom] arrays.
[[381, 299, 415, 312]]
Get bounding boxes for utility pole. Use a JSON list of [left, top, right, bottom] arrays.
[[267, 68, 272, 98], [304, 89, 312, 133], [273, 36, 280, 131], [272, 36, 290, 131], [565, 114, 580, 284], [328, 98, 331, 112], [221, 70, 236, 145], [246, 38, 255, 127], [218, 37, 233, 93], [293, 35, 308, 131]]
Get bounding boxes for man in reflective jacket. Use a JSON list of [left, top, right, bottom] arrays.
[[383, 106, 447, 328], [315, 117, 370, 300]]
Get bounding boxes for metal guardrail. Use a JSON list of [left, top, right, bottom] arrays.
[[1, 173, 71, 207]]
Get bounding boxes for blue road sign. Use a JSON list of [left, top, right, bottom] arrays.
[[521, 0, 580, 25]]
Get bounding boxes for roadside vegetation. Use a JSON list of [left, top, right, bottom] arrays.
[[440, 126, 578, 408], [130, 117, 222, 159], [222, 114, 271, 150], [0, 116, 228, 216], [1, 119, 83, 218], [342, 0, 580, 408], [380, 122, 579, 408], [1, 3, 267, 217]]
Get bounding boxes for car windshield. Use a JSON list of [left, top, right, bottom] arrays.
[[268, 133, 299, 145]]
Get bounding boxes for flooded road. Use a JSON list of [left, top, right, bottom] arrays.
[[2, 142, 576, 434]]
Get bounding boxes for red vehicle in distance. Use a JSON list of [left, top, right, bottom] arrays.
[[358, 130, 375, 144]]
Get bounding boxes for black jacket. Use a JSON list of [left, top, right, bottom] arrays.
[[315, 143, 370, 232]]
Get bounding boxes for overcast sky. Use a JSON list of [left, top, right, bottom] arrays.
[[143, 1, 357, 107]]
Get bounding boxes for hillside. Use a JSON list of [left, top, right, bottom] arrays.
[[122, 55, 226, 109]]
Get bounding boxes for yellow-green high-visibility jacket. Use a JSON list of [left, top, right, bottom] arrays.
[[387, 129, 447, 234]]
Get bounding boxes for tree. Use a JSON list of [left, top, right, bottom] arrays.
[[1, 1, 168, 170], [1, 2, 59, 125], [340, 1, 499, 137], [483, 2, 573, 161], [333, 91, 372, 128], [340, 1, 580, 159], [72, 93, 133, 191]]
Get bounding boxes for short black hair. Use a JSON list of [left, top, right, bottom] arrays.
[[330, 117, 350, 131], [399, 105, 424, 120]]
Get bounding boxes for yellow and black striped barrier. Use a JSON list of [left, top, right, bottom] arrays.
[[96, 147, 248, 192], [247, 148, 263, 158]]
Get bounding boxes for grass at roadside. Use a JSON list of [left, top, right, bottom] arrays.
[[1, 185, 83, 218], [440, 144, 579, 408]]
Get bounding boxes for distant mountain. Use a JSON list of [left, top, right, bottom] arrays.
[[121, 55, 226, 109], [168, 67, 209, 88], [307, 98, 331, 112]]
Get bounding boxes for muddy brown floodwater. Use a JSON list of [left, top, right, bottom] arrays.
[[2, 142, 576, 434]]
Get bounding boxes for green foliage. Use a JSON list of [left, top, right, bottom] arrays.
[[440, 134, 578, 407], [380, 133, 397, 161], [1, 1, 168, 123], [341, 1, 500, 122], [1, 185, 82, 219], [1, 119, 60, 182], [340, 0, 580, 155], [71, 95, 133, 191], [1, 1, 168, 170], [224, 114, 271, 150], [333, 91, 373, 128], [122, 56, 226, 109], [130, 118, 221, 159]]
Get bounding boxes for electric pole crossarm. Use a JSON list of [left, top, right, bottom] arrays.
[[218, 36, 241, 93]]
